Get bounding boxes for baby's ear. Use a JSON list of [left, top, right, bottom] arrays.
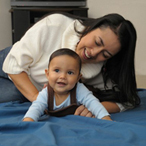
[[77, 73, 82, 82], [45, 69, 49, 78]]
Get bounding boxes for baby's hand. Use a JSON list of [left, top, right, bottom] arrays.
[[23, 117, 34, 122], [101, 116, 112, 121]]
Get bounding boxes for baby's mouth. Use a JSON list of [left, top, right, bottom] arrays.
[[57, 82, 66, 86]]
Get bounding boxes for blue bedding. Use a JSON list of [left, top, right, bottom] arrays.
[[0, 89, 146, 146]]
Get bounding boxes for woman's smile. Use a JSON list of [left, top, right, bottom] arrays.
[[84, 48, 91, 59], [82, 48, 91, 60], [75, 27, 121, 64]]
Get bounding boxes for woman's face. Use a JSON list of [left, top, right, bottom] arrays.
[[75, 27, 121, 63]]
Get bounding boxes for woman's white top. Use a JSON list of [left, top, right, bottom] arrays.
[[3, 13, 125, 112]]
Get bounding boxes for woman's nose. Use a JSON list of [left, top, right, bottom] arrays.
[[90, 47, 103, 57]]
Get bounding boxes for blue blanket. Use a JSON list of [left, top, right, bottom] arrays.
[[0, 89, 146, 146]]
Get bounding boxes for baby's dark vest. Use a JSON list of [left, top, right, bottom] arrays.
[[46, 84, 79, 117]]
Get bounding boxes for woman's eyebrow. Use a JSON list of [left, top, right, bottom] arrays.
[[99, 37, 113, 57], [104, 50, 113, 57], [99, 37, 104, 46]]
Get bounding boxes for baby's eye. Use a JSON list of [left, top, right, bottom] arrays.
[[68, 71, 74, 75], [54, 69, 59, 72]]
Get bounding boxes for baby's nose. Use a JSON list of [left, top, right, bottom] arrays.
[[60, 73, 66, 79]]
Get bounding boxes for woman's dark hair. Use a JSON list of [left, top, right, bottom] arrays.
[[48, 48, 82, 72], [74, 13, 140, 107], [44, 12, 140, 108]]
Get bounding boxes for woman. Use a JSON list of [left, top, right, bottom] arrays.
[[0, 12, 140, 116]]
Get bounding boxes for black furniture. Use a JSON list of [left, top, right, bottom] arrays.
[[10, 7, 88, 43]]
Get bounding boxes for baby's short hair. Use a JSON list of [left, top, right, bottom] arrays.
[[49, 48, 82, 72]]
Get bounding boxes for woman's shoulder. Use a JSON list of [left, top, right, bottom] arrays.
[[45, 13, 75, 24], [30, 13, 74, 30], [48, 13, 71, 18]]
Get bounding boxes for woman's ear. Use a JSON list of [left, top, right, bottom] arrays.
[[45, 69, 49, 79]]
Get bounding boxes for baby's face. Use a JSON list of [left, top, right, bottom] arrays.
[[45, 55, 81, 95]]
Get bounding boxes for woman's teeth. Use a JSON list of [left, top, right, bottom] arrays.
[[85, 50, 91, 59]]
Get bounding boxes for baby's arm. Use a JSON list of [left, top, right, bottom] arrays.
[[23, 88, 48, 122], [76, 83, 112, 121]]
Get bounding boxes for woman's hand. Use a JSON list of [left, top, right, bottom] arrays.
[[101, 101, 120, 113], [43, 83, 47, 89], [74, 105, 95, 118]]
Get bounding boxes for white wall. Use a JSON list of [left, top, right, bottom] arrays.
[[87, 0, 146, 88], [0, 0, 145, 87], [0, 0, 12, 50]]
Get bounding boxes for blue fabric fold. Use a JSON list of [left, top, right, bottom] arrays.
[[0, 89, 146, 146]]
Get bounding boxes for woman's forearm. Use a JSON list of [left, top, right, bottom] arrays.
[[8, 72, 39, 102], [101, 101, 120, 113]]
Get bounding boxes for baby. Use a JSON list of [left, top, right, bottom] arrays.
[[23, 48, 112, 121]]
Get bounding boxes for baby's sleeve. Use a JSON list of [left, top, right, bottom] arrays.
[[76, 83, 110, 119]]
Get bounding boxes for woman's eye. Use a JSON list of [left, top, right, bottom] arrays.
[[54, 69, 59, 72], [103, 52, 109, 59], [95, 41, 100, 46], [68, 71, 74, 75]]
